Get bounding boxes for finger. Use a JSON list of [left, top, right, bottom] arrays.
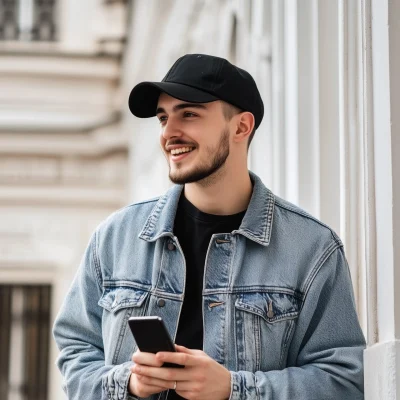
[[173, 380, 197, 391], [134, 386, 165, 398], [177, 390, 197, 399], [129, 373, 167, 398], [132, 351, 163, 367], [137, 382, 167, 392], [175, 345, 204, 357], [156, 351, 199, 367], [135, 373, 176, 390], [174, 344, 191, 353], [131, 349, 140, 362], [132, 364, 190, 381], [175, 345, 200, 355]]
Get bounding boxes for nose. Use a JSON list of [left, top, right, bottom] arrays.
[[161, 117, 182, 141]]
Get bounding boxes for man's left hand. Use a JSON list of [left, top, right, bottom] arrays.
[[131, 344, 231, 400]]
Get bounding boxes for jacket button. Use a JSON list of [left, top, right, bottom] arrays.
[[167, 242, 176, 251], [157, 299, 166, 307]]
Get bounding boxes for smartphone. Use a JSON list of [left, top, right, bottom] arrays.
[[128, 316, 184, 368]]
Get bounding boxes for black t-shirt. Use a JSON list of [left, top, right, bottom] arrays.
[[168, 194, 245, 399]]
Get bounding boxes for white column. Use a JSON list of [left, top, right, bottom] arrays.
[[387, 2, 400, 345], [337, 0, 367, 326], [319, 1, 342, 232], [370, 0, 396, 345], [263, 0, 320, 216], [18, 0, 34, 41], [270, 0, 285, 198], [364, 0, 400, 398], [283, 0, 299, 205], [360, 0, 378, 348], [296, 0, 320, 217], [317, 0, 341, 235], [247, 0, 273, 187]]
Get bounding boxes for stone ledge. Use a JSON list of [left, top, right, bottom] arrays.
[[0, 41, 121, 60], [0, 266, 57, 284], [0, 186, 127, 207], [364, 340, 400, 399], [0, 51, 120, 78], [0, 111, 123, 135]]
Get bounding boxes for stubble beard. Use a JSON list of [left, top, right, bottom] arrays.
[[168, 127, 230, 186]]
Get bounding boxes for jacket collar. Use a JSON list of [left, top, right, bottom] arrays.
[[139, 171, 275, 246]]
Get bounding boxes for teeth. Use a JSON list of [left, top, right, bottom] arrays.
[[171, 147, 194, 155]]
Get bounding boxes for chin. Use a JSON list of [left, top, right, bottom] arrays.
[[168, 172, 191, 185]]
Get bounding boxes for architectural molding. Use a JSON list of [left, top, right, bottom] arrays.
[[0, 52, 120, 78], [0, 266, 58, 284], [0, 186, 127, 207], [0, 112, 123, 134], [0, 41, 121, 59], [0, 153, 127, 186], [0, 52, 122, 132]]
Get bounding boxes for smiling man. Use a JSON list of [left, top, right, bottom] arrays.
[[53, 54, 365, 400]]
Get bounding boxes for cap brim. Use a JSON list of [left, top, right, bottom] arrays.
[[128, 82, 219, 118]]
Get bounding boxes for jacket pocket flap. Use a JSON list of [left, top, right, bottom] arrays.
[[235, 291, 300, 323], [98, 287, 149, 313]]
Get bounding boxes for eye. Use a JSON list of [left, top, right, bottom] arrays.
[[184, 111, 197, 118], [158, 116, 167, 124]]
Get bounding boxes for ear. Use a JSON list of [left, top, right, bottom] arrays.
[[233, 112, 255, 144]]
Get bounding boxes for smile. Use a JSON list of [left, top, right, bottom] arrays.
[[170, 147, 195, 155], [170, 148, 195, 162]]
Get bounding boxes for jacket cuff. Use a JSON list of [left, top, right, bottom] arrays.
[[229, 371, 259, 400], [102, 361, 134, 400]]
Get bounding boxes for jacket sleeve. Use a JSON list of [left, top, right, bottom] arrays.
[[52, 231, 137, 400], [229, 246, 365, 400]]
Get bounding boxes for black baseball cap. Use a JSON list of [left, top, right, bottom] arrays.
[[128, 53, 264, 129]]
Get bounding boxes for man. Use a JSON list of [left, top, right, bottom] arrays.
[[53, 54, 365, 400]]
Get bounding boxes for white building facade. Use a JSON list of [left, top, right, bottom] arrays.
[[0, 0, 399, 399], [0, 1, 130, 399]]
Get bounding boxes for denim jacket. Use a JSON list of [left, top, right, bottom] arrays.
[[53, 171, 365, 400]]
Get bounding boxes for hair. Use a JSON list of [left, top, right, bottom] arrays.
[[221, 102, 256, 149]]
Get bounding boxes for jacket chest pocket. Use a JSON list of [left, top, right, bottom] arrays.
[[98, 286, 150, 365], [234, 291, 301, 372]]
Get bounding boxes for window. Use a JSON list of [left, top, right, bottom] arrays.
[[0, 285, 51, 400], [0, 0, 57, 41]]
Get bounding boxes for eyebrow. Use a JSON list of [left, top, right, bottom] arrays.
[[155, 103, 208, 115]]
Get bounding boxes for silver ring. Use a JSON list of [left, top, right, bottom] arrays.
[[173, 381, 177, 390]]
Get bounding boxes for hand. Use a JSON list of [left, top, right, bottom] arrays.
[[128, 350, 171, 398], [131, 345, 231, 400]]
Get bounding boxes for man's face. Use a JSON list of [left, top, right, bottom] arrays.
[[157, 93, 231, 185]]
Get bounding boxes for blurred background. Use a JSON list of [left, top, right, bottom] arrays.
[[0, 0, 399, 399]]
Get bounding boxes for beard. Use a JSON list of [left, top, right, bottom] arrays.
[[168, 127, 230, 185]]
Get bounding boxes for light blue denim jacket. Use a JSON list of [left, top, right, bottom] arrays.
[[53, 171, 365, 400]]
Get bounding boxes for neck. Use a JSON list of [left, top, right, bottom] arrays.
[[183, 167, 253, 215]]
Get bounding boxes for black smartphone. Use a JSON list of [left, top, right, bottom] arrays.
[[128, 316, 184, 368]]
